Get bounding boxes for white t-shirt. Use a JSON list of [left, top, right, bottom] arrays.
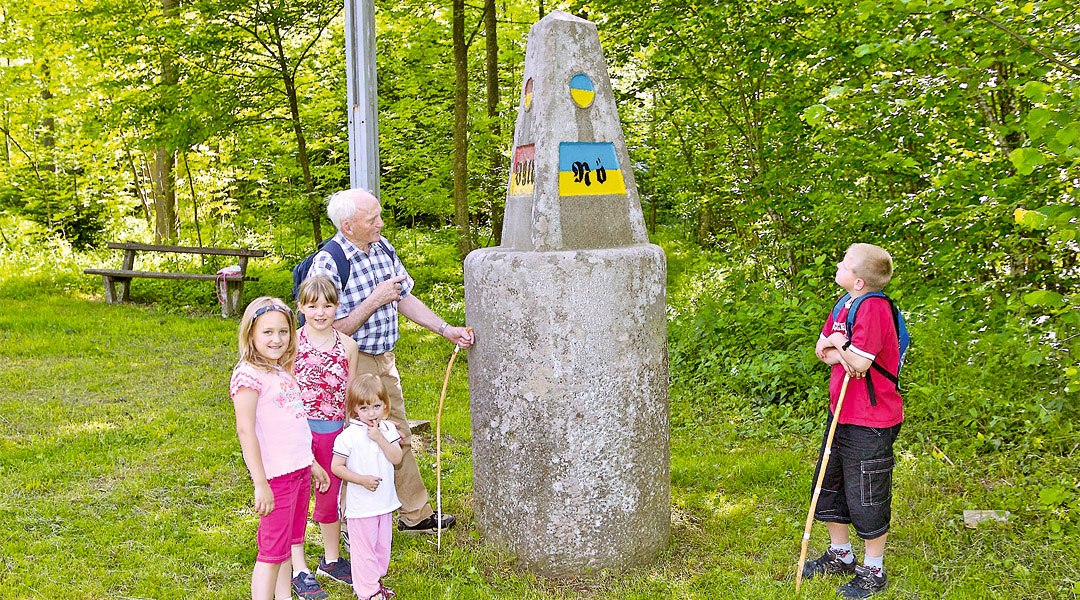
[[333, 419, 402, 518]]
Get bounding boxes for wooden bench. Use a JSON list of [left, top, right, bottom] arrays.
[[85, 243, 266, 317]]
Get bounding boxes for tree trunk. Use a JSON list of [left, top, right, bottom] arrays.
[[125, 147, 152, 224], [153, 147, 177, 243], [2, 100, 9, 166], [453, 0, 472, 259], [648, 91, 657, 235], [1, 59, 9, 166], [39, 58, 56, 229], [154, 0, 179, 243], [281, 67, 322, 250], [40, 61, 55, 162], [183, 153, 204, 250], [485, 0, 502, 246]]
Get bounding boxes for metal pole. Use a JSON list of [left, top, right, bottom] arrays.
[[344, 0, 380, 196]]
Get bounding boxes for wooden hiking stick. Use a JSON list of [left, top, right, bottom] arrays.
[[435, 327, 470, 551], [796, 374, 851, 592]]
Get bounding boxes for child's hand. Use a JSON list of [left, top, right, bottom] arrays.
[[357, 475, 382, 492], [826, 332, 848, 349], [815, 336, 831, 361], [253, 482, 274, 516], [311, 463, 331, 493], [835, 353, 865, 378], [366, 422, 383, 442]]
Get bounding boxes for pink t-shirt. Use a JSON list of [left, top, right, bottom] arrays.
[[229, 362, 313, 479], [821, 294, 904, 428]]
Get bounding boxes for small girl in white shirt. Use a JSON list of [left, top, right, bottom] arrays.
[[331, 374, 404, 600]]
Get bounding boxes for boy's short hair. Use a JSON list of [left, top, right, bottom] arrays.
[[296, 275, 339, 307], [345, 373, 391, 421], [848, 243, 893, 291]]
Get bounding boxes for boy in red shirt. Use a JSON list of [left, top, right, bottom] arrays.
[[804, 243, 903, 598]]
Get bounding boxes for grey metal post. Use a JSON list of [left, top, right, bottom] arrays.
[[344, 0, 380, 196]]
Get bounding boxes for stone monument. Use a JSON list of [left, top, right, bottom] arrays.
[[463, 11, 669, 577]]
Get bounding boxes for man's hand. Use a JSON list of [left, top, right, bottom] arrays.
[[444, 326, 474, 348], [367, 274, 407, 309]]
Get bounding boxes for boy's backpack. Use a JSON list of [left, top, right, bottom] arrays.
[[292, 238, 351, 326], [830, 291, 910, 405]]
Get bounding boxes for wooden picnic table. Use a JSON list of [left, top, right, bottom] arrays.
[[84, 242, 266, 317]]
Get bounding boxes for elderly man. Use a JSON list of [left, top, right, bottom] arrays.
[[308, 188, 474, 536]]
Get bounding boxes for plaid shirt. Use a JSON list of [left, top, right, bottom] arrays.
[[308, 232, 414, 355]]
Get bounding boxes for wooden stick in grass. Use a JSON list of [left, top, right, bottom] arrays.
[[436, 327, 470, 551], [796, 374, 851, 592]]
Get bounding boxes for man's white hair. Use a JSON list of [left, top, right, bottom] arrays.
[[326, 189, 374, 231]]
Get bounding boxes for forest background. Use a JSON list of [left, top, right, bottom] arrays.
[[0, 0, 1078, 596]]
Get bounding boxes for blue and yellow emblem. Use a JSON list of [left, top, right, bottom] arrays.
[[569, 73, 594, 108], [558, 142, 626, 196]]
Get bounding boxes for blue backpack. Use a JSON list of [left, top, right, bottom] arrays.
[[292, 239, 351, 326], [830, 291, 910, 405]]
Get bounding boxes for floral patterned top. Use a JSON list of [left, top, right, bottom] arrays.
[[294, 328, 350, 421]]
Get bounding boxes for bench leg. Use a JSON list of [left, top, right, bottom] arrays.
[[117, 278, 132, 303], [101, 275, 118, 304], [224, 280, 244, 317]]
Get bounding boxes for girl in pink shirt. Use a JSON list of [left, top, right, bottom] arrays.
[[231, 297, 330, 600]]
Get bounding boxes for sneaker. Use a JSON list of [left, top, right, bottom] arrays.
[[316, 555, 352, 585], [291, 571, 328, 600], [397, 512, 456, 535], [837, 565, 889, 598], [802, 547, 858, 580], [365, 591, 392, 600], [379, 581, 397, 599]]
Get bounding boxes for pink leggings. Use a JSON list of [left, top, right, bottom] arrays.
[[347, 513, 392, 598]]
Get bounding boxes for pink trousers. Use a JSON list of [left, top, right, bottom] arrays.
[[347, 513, 393, 598]]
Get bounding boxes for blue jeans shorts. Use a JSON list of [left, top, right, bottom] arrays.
[[811, 412, 902, 539]]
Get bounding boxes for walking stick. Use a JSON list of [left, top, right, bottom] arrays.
[[796, 374, 851, 592], [435, 327, 470, 551]]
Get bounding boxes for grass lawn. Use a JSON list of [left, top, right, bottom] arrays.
[[0, 291, 1076, 599]]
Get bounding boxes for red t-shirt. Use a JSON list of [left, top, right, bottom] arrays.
[[821, 294, 904, 428]]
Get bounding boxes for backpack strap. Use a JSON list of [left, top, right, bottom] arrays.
[[373, 238, 400, 271], [844, 292, 900, 406], [831, 293, 852, 324], [320, 239, 352, 291]]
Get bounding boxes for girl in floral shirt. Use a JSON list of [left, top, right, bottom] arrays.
[[289, 276, 360, 598]]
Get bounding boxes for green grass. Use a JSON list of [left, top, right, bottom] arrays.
[[1, 285, 1077, 599]]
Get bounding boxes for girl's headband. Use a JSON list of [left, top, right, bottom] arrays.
[[252, 304, 291, 321]]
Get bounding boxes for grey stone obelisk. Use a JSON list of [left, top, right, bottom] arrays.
[[463, 11, 669, 577]]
